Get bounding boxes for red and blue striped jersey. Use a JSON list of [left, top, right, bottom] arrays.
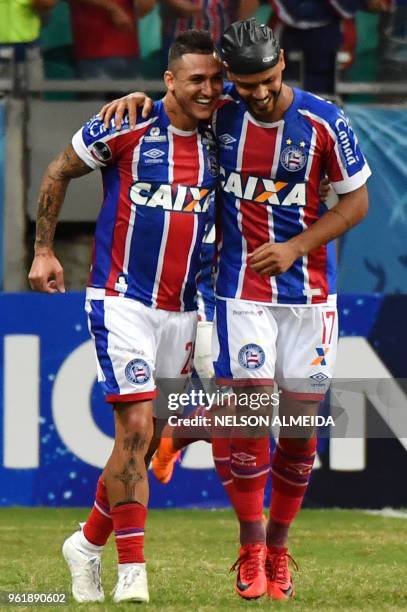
[[213, 86, 371, 305], [161, 0, 238, 52], [196, 201, 216, 321], [72, 100, 219, 311]]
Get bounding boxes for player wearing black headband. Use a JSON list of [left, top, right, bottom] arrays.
[[98, 19, 370, 603], [211, 18, 368, 603], [221, 18, 289, 122]]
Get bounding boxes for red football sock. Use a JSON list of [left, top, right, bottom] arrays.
[[111, 502, 147, 564], [269, 436, 317, 534], [83, 476, 112, 546], [211, 436, 236, 505], [230, 436, 270, 523]]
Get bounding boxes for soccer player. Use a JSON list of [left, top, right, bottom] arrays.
[[99, 18, 371, 602], [213, 20, 368, 601], [28, 31, 223, 604]]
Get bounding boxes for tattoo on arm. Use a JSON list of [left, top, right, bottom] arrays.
[[35, 144, 92, 250]]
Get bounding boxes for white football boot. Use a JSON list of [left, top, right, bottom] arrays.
[[62, 523, 104, 603], [112, 563, 149, 603]]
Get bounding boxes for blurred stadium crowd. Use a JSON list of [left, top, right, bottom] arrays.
[[0, 0, 406, 96]]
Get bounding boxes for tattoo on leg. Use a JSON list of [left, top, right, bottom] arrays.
[[123, 432, 148, 453], [114, 457, 144, 500]]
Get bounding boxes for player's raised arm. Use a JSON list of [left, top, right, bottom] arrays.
[[98, 75, 232, 130], [28, 144, 92, 293]]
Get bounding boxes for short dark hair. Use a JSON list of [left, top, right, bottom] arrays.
[[168, 30, 217, 69]]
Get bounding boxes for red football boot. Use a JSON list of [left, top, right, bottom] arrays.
[[265, 545, 298, 600], [230, 543, 267, 599]]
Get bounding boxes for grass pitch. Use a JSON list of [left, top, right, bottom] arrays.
[[0, 508, 407, 611]]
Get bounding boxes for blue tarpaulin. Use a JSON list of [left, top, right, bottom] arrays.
[[339, 106, 407, 294]]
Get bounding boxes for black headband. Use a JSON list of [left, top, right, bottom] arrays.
[[221, 19, 280, 75]]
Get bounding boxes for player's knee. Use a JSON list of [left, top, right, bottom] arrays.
[[124, 412, 152, 435], [279, 397, 320, 439], [116, 406, 154, 447], [279, 433, 317, 451]]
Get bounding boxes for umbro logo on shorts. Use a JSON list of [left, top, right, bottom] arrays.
[[310, 372, 328, 382]]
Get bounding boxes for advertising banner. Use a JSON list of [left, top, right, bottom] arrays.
[[1, 293, 406, 508], [0, 102, 5, 289]]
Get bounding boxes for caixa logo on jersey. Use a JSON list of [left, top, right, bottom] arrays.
[[219, 167, 306, 207], [335, 117, 359, 168], [129, 182, 212, 213]]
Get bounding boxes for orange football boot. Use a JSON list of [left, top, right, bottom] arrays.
[[265, 545, 298, 600], [152, 438, 181, 484], [230, 543, 267, 599]]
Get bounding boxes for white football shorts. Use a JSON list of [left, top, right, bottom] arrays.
[[212, 297, 338, 399], [85, 295, 197, 404]]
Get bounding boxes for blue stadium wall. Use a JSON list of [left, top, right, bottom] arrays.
[[339, 106, 407, 294], [0, 102, 5, 289], [1, 293, 406, 509]]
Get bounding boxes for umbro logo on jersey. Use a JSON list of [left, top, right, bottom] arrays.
[[219, 133, 236, 146], [143, 148, 165, 159], [219, 167, 306, 206], [129, 182, 212, 213]]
